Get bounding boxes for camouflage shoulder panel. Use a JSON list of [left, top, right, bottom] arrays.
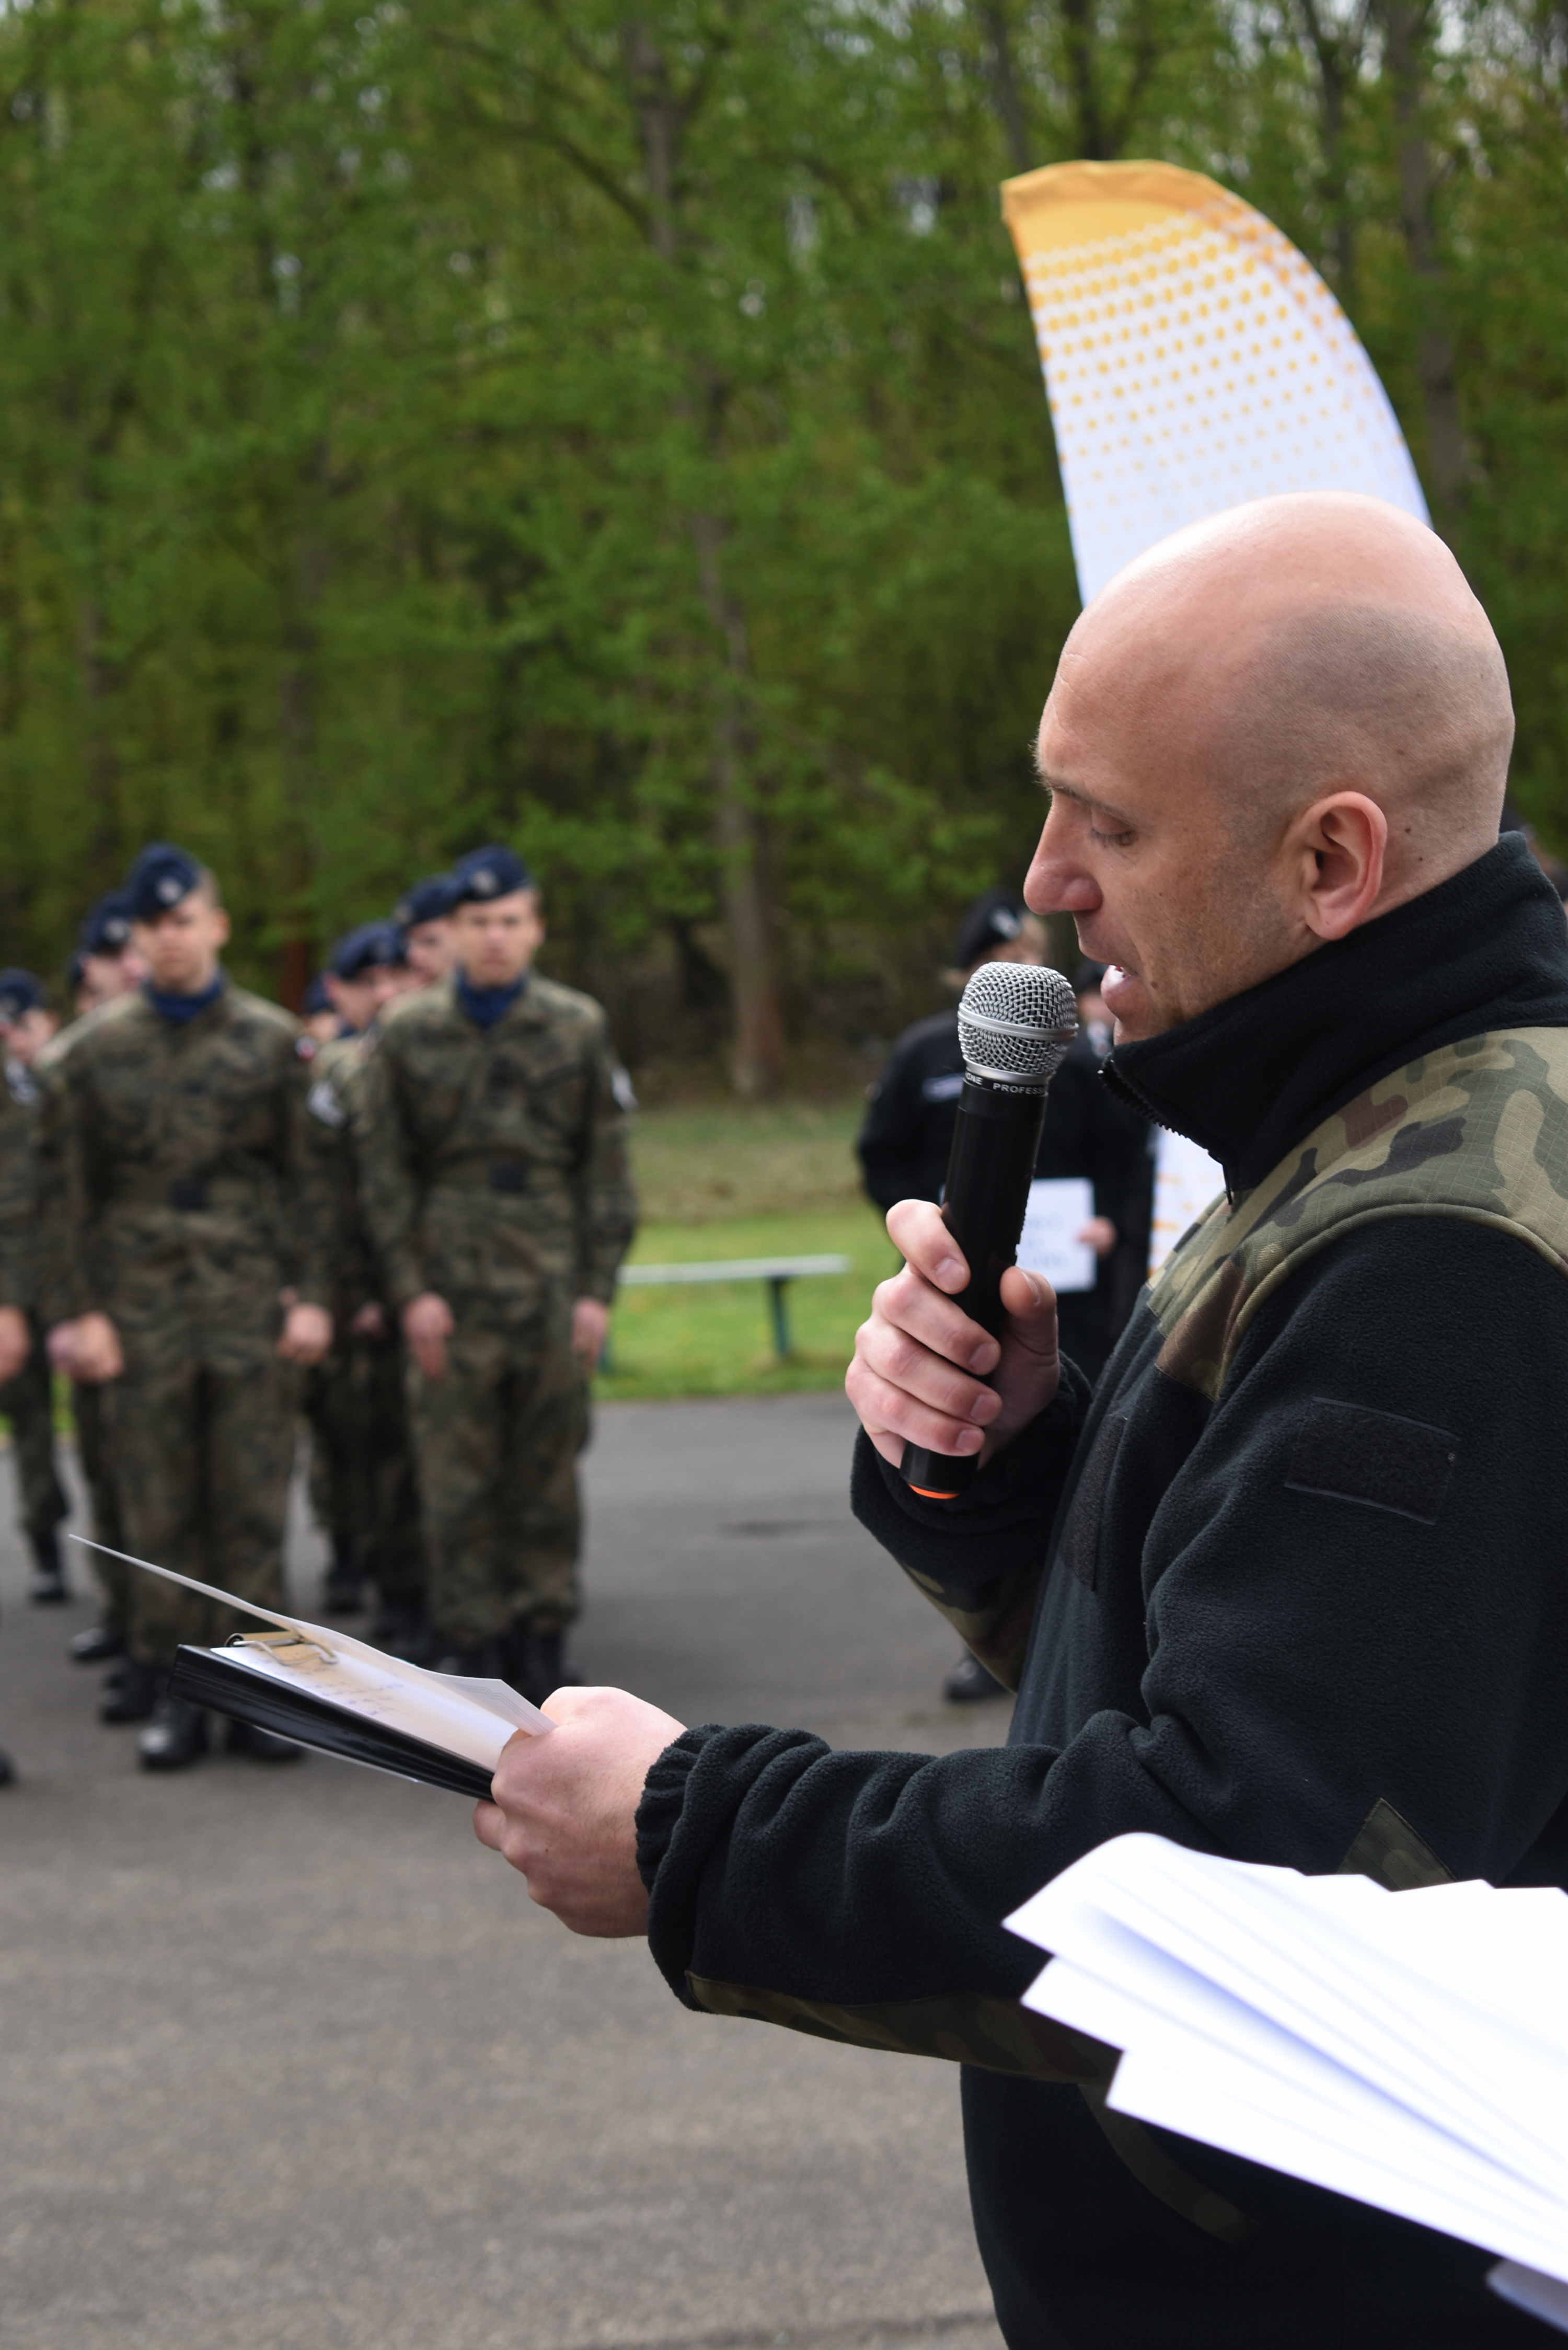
[[224, 984, 300, 1039], [47, 990, 152, 1066], [523, 971, 609, 1033], [1150, 1029, 1568, 1400], [687, 1973, 1117, 2084], [377, 976, 463, 1042]]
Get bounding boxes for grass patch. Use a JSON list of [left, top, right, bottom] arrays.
[[629, 1097, 867, 1224], [597, 1204, 896, 1400]]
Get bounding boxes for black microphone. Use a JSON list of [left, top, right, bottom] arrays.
[[900, 962, 1078, 1500]]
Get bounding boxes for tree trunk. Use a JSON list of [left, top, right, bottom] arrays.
[[621, 18, 785, 1095], [1296, 0, 1365, 304], [978, 4, 1033, 174], [690, 511, 785, 1096], [277, 455, 329, 1012], [1378, 1, 1469, 522]]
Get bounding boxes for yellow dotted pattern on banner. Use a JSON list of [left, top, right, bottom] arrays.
[[1013, 194, 1426, 603]]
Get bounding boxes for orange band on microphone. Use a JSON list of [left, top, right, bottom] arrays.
[[908, 1484, 962, 1500]]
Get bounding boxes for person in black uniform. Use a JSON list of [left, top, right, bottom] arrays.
[[858, 894, 1147, 1699]]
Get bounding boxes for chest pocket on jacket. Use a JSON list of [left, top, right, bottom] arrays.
[[1060, 1413, 1127, 1592]]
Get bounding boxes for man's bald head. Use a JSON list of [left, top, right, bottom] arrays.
[[1066, 491, 1512, 871], [1030, 493, 1518, 1037]]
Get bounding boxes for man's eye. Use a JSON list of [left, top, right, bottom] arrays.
[[1089, 821, 1133, 847]]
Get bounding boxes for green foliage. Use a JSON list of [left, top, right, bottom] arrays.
[[0, 0, 1563, 1036]]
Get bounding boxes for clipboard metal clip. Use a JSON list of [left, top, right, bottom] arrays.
[[227, 1627, 335, 1668]]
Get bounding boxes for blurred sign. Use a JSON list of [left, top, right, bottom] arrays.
[[1149, 1132, 1226, 1276], [1018, 1175, 1096, 1294]]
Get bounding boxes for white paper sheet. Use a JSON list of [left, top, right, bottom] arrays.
[[1005, 1834, 1568, 2291], [1148, 1131, 1225, 1275], [71, 1537, 553, 1769], [1016, 1177, 1096, 1294]]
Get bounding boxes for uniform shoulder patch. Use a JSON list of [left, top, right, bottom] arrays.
[[307, 1076, 347, 1129], [1284, 1397, 1459, 1526]]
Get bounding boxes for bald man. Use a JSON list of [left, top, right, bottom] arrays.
[[474, 497, 1566, 2345]]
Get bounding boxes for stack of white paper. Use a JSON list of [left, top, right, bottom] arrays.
[[1006, 1835, 1568, 2332]]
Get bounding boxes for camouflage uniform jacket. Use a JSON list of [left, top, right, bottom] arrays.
[[355, 971, 636, 1316], [301, 1029, 379, 1318], [632, 840, 1568, 2331], [0, 1064, 38, 1311], [36, 979, 337, 1337]]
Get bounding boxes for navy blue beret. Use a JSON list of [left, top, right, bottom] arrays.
[[124, 841, 203, 923], [451, 844, 534, 905], [953, 887, 1030, 973], [0, 967, 49, 1021], [78, 889, 136, 958], [394, 872, 462, 928], [327, 919, 406, 982]]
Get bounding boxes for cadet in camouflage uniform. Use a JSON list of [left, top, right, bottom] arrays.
[[38, 844, 337, 1770], [303, 917, 429, 1644], [356, 845, 635, 1701], [0, 970, 69, 1605], [54, 892, 145, 1667], [0, 1056, 34, 1782]]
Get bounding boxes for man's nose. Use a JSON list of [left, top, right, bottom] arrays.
[[1025, 820, 1101, 919]]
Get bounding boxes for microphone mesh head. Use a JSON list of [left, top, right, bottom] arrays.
[[958, 962, 1078, 1085]]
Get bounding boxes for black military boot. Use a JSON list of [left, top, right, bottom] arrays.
[[69, 1621, 126, 1666], [369, 1593, 433, 1663], [432, 1637, 505, 1679], [943, 1650, 1007, 1703], [137, 1696, 209, 1771], [0, 1742, 14, 1785], [100, 1656, 159, 1724], [322, 1533, 363, 1614], [224, 1717, 303, 1764], [514, 1628, 580, 1709], [28, 1528, 68, 1605]]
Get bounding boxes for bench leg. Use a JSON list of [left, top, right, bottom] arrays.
[[767, 1276, 793, 1361]]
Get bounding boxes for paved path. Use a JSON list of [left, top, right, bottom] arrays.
[[0, 1396, 1012, 2350]]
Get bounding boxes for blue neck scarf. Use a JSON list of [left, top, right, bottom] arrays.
[[145, 972, 225, 1026], [456, 971, 526, 1031]]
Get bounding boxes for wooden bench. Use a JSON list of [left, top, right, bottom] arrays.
[[615, 1254, 854, 1360]]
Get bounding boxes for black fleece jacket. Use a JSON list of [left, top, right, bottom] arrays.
[[636, 837, 1568, 2348]]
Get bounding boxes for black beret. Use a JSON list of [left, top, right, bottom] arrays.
[[78, 889, 135, 958], [393, 872, 462, 928], [327, 919, 406, 981], [124, 841, 203, 923], [451, 844, 534, 905], [0, 967, 49, 1020], [953, 887, 1030, 973]]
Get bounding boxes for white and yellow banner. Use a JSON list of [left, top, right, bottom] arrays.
[[1002, 160, 1428, 605]]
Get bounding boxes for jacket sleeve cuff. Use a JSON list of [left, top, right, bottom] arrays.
[[636, 1723, 831, 2006]]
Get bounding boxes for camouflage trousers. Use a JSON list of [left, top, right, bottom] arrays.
[[305, 1329, 426, 1600], [0, 1315, 66, 1546], [74, 1378, 128, 1625], [105, 1346, 298, 1671], [405, 1316, 588, 1648]]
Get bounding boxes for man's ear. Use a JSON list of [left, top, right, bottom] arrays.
[[1293, 792, 1388, 942], [212, 905, 233, 949]]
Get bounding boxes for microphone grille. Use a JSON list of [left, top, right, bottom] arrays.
[[958, 961, 1078, 1085]]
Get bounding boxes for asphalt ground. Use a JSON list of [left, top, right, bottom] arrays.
[[0, 1394, 1013, 2350]]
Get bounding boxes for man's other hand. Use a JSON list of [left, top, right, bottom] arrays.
[[277, 1302, 333, 1366], [846, 1197, 1061, 1470], [572, 1296, 609, 1368], [0, 1304, 31, 1385], [52, 1310, 124, 1384], [402, 1291, 454, 1380], [350, 1300, 387, 1341], [473, 1686, 687, 1938]]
